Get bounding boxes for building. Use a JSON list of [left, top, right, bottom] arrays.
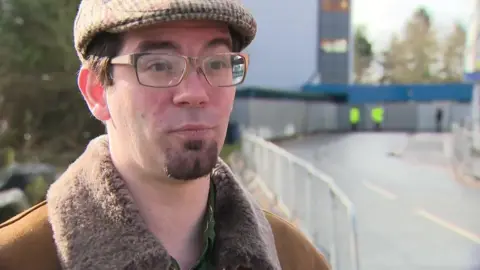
[[240, 0, 352, 89]]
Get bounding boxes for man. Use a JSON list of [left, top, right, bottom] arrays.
[[371, 105, 383, 131], [349, 106, 360, 131], [435, 107, 443, 132], [0, 0, 330, 269]]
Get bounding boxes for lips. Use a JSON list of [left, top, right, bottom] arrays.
[[171, 124, 213, 131], [168, 124, 215, 138]]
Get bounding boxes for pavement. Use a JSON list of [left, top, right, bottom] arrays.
[[275, 132, 480, 270]]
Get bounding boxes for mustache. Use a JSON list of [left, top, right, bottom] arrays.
[[162, 108, 221, 128]]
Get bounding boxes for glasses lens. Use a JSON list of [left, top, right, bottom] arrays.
[[203, 54, 246, 87], [136, 54, 186, 87]]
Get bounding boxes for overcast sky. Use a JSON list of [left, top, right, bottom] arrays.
[[352, 0, 472, 52]]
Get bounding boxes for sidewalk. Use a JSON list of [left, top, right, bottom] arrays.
[[391, 132, 480, 188], [391, 133, 451, 167]]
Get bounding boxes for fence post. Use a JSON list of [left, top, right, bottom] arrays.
[[289, 161, 297, 220], [274, 152, 282, 203], [349, 209, 360, 270], [329, 188, 339, 269], [305, 172, 313, 237]]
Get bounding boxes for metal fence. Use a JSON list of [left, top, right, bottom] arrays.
[[238, 132, 359, 270], [451, 120, 480, 181]]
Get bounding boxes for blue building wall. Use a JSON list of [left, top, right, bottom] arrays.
[[302, 83, 473, 103]]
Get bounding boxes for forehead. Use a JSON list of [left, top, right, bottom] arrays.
[[120, 20, 232, 54]]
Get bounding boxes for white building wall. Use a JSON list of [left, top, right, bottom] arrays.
[[240, 0, 319, 89]]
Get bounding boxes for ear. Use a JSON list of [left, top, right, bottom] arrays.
[[78, 67, 111, 121]]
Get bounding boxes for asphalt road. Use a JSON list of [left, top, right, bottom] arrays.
[[276, 132, 480, 270]]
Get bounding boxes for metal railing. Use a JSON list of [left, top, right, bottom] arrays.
[[238, 132, 360, 270], [451, 120, 480, 180]]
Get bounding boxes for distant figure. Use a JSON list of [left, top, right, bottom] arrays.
[[435, 108, 443, 132], [371, 105, 384, 131], [349, 106, 360, 131]]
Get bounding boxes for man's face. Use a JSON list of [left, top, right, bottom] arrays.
[[80, 21, 237, 181]]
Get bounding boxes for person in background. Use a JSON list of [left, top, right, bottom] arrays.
[[435, 107, 444, 132], [371, 105, 384, 131], [0, 0, 330, 269], [349, 106, 360, 131]]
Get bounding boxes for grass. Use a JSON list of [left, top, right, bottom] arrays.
[[220, 143, 241, 160]]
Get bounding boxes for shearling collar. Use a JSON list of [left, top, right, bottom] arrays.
[[46, 135, 281, 270]]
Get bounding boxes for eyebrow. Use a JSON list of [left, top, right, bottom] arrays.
[[134, 37, 233, 53], [205, 38, 232, 51], [135, 40, 178, 52]]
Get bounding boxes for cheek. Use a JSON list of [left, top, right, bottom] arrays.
[[211, 88, 235, 117], [111, 69, 170, 117], [109, 83, 172, 125], [133, 89, 172, 125]]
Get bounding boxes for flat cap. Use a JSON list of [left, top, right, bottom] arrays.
[[73, 0, 257, 63]]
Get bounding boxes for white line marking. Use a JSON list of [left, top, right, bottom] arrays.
[[415, 208, 480, 244], [362, 181, 398, 200]]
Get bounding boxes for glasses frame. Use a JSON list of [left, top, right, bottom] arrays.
[[110, 52, 249, 88]]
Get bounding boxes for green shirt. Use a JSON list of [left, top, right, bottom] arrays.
[[169, 181, 216, 270]]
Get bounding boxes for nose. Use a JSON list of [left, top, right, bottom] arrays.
[[172, 68, 210, 107]]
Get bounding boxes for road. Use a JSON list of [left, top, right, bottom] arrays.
[[276, 132, 480, 270]]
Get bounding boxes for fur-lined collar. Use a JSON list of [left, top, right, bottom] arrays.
[[46, 135, 281, 270]]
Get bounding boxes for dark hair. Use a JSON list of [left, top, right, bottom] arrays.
[[229, 28, 242, 52], [84, 32, 124, 86]]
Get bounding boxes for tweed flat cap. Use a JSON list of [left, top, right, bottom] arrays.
[[73, 0, 257, 63]]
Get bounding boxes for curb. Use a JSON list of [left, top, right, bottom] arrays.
[[268, 130, 348, 144], [450, 159, 480, 189]]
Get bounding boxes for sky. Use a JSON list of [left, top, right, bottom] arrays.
[[352, 0, 473, 52]]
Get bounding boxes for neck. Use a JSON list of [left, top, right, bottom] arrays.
[[110, 142, 211, 268], [124, 172, 211, 237]]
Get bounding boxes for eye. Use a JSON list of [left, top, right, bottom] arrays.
[[147, 60, 172, 72], [207, 60, 227, 70], [205, 55, 232, 71], [137, 54, 180, 73]]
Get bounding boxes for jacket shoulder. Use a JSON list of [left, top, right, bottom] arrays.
[[264, 210, 331, 270], [0, 201, 61, 270]]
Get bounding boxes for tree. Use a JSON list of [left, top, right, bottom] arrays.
[[438, 22, 466, 82], [378, 34, 409, 84], [378, 7, 441, 84], [0, 0, 105, 165], [403, 7, 440, 83], [353, 25, 374, 83]]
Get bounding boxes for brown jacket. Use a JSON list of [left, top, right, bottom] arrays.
[[0, 135, 330, 270]]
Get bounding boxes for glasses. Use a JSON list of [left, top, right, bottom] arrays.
[[110, 52, 249, 88]]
